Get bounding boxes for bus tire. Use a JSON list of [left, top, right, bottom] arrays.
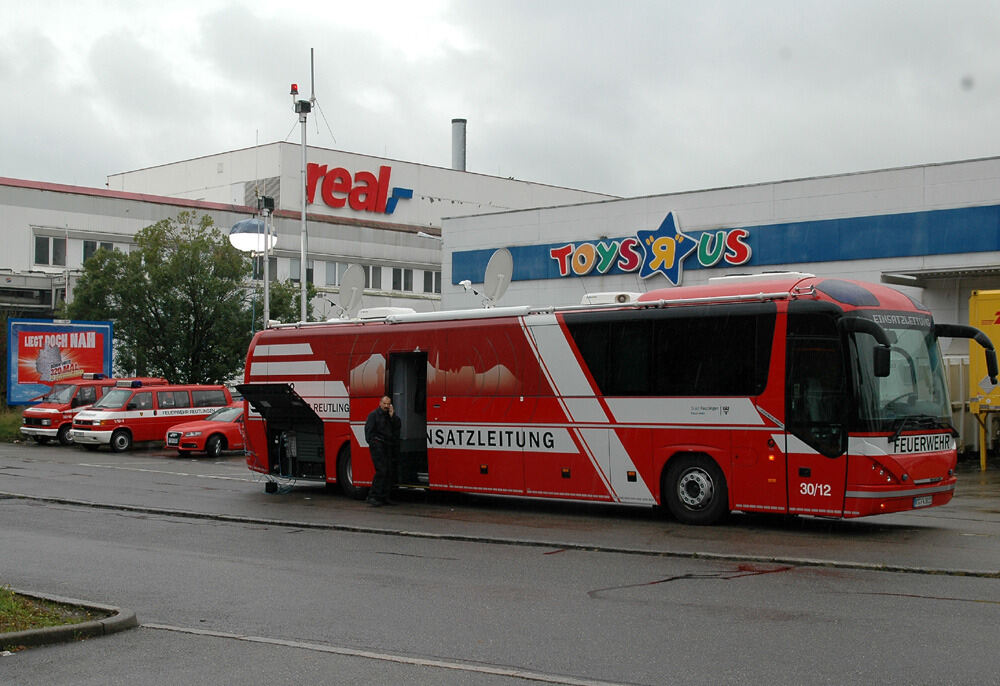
[[57, 424, 73, 446], [110, 429, 133, 453], [206, 435, 224, 459], [663, 454, 729, 525], [336, 444, 368, 500]]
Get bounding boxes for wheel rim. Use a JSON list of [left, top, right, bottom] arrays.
[[342, 451, 353, 488], [677, 467, 714, 510], [209, 438, 221, 457], [112, 432, 130, 451]]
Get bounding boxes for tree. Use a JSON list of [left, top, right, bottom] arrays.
[[66, 212, 252, 384], [252, 278, 317, 330]]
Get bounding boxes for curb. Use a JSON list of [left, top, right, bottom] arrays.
[[2, 589, 138, 649]]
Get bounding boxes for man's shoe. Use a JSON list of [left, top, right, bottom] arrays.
[[365, 498, 383, 507]]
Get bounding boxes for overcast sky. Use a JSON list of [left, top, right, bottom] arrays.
[[3, 1, 999, 198]]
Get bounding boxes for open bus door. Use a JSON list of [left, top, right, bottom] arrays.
[[388, 352, 429, 487], [784, 314, 850, 517], [237, 383, 326, 481]]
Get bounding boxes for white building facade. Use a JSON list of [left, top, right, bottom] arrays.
[[443, 157, 1000, 452], [1, 142, 612, 318], [445, 157, 1000, 326]]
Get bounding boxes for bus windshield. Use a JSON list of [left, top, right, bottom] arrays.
[[92, 388, 132, 410], [42, 384, 75, 404], [850, 314, 951, 432]]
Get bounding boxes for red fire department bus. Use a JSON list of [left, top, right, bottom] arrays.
[[238, 274, 996, 524]]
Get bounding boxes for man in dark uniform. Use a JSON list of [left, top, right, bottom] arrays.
[[364, 395, 400, 506]]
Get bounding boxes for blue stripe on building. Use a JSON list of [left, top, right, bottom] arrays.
[[452, 204, 1000, 284]]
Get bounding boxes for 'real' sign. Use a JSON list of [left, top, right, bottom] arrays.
[[306, 163, 413, 215]]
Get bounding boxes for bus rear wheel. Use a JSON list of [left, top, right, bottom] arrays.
[[663, 455, 728, 525], [336, 444, 368, 500]]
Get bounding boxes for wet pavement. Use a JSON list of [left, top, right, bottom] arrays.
[[2, 443, 997, 578]]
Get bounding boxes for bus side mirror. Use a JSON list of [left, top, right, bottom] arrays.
[[873, 345, 890, 378], [987, 349, 999, 385], [934, 323, 998, 384]]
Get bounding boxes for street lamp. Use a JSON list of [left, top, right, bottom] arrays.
[[292, 82, 312, 322], [230, 196, 276, 328]]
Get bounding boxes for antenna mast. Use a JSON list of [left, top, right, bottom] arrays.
[[292, 49, 316, 322]]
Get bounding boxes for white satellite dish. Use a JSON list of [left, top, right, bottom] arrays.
[[482, 248, 513, 307], [338, 264, 365, 318]]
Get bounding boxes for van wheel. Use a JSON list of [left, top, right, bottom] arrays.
[[336, 444, 368, 500], [57, 425, 73, 446], [663, 455, 729, 525], [110, 429, 133, 453], [206, 435, 224, 458]]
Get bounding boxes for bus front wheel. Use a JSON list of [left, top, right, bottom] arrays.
[[663, 455, 728, 525], [336, 444, 368, 500]]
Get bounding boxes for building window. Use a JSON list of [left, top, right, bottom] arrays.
[[83, 240, 114, 262], [252, 256, 277, 281], [363, 265, 382, 290], [325, 261, 339, 286], [393, 268, 413, 292], [34, 236, 66, 267], [290, 258, 314, 284], [423, 271, 442, 294]]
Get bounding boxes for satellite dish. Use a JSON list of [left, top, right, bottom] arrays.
[[482, 248, 513, 306], [338, 264, 365, 318]]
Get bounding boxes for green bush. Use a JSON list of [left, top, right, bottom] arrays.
[[0, 407, 24, 443]]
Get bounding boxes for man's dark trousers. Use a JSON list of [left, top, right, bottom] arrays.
[[369, 439, 391, 502]]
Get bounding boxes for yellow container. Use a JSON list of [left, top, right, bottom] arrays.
[[968, 290, 1000, 469]]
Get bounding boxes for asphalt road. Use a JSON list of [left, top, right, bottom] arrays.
[[1, 442, 999, 685]]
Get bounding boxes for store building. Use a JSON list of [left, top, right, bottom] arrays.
[[445, 157, 1000, 452], [104, 139, 615, 317], [0, 135, 613, 318]]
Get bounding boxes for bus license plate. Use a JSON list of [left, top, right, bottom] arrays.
[[913, 495, 933, 508]]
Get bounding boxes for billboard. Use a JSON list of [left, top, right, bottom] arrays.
[[7, 319, 113, 404]]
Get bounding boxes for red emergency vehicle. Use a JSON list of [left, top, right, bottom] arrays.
[[71, 381, 233, 452], [20, 374, 168, 445], [238, 274, 996, 524]]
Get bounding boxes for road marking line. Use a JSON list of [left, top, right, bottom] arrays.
[[142, 622, 625, 686], [78, 463, 254, 482]]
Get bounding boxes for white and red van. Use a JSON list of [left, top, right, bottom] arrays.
[[71, 381, 232, 452], [21, 374, 168, 446]]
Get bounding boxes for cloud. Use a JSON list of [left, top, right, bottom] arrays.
[[2, 0, 1000, 198]]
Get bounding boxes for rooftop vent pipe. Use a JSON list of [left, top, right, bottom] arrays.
[[451, 118, 467, 171]]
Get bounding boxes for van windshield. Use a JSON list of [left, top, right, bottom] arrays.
[[92, 388, 132, 410], [42, 384, 75, 404]]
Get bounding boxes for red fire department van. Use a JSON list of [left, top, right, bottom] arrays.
[[20, 374, 168, 446], [71, 381, 233, 452]]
